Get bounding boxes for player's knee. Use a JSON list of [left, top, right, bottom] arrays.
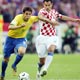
[[48, 45, 56, 52], [18, 47, 26, 55], [4, 58, 9, 63]]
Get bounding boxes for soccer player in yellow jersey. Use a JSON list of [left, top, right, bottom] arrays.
[[0, 6, 53, 80], [0, 7, 38, 80]]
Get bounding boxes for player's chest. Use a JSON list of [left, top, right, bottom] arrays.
[[44, 11, 56, 20], [19, 20, 32, 28]]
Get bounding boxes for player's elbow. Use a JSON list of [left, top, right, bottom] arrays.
[[8, 25, 11, 30]]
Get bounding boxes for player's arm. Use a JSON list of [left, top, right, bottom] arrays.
[[60, 15, 80, 22], [8, 23, 26, 30], [38, 13, 59, 26], [8, 15, 26, 30]]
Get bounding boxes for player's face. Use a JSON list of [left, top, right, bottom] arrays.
[[23, 11, 32, 21], [43, 1, 52, 11]]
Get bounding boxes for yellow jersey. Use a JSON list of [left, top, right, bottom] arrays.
[[8, 14, 38, 38]]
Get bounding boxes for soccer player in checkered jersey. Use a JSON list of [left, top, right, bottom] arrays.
[[36, 0, 80, 79], [0, 6, 56, 80]]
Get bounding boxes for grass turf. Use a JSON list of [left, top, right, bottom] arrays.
[[0, 53, 80, 80]]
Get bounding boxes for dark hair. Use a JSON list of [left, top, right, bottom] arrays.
[[23, 6, 32, 13], [43, 0, 53, 3]]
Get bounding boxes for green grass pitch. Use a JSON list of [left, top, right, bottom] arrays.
[[0, 53, 80, 80]]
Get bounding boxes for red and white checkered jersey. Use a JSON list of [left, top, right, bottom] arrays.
[[39, 8, 62, 36]]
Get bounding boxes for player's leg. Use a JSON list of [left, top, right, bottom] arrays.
[[40, 45, 56, 77], [36, 44, 46, 80], [38, 58, 45, 73], [40, 36, 58, 77], [36, 37, 46, 72], [12, 47, 26, 71], [0, 37, 14, 80], [12, 39, 27, 75], [0, 58, 10, 80], [36, 36, 47, 80], [36, 58, 45, 80]]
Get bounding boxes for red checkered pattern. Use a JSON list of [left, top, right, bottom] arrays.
[[39, 8, 62, 36]]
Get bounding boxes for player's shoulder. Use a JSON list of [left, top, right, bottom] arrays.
[[52, 9, 58, 13], [39, 8, 47, 15], [15, 14, 23, 19], [30, 16, 38, 22], [11, 14, 23, 23], [39, 8, 45, 12], [30, 16, 38, 20], [31, 16, 38, 18]]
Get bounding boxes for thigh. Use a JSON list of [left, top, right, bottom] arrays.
[[14, 39, 27, 53], [46, 36, 59, 49], [36, 44, 47, 58], [36, 35, 47, 58]]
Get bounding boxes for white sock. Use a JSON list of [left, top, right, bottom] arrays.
[[43, 52, 53, 70]]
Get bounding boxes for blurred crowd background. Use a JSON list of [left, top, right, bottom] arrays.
[[0, 0, 80, 54]]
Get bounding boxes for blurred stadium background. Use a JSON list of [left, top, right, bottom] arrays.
[[0, 0, 80, 54], [0, 0, 80, 80]]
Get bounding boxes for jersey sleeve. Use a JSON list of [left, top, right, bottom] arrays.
[[31, 16, 39, 23], [10, 15, 19, 26], [52, 9, 62, 19]]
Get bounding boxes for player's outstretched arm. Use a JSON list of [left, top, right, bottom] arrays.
[[38, 14, 59, 26], [8, 23, 26, 30], [61, 15, 80, 22]]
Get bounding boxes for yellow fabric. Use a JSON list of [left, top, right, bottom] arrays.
[[8, 14, 38, 38], [0, 14, 3, 54]]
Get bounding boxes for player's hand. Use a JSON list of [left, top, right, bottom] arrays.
[[21, 23, 26, 27], [76, 19, 80, 23], [74, 19, 80, 23]]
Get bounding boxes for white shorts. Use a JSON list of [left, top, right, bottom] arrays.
[[35, 35, 59, 58]]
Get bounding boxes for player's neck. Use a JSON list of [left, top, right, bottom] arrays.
[[23, 18, 28, 21], [23, 15, 29, 21], [45, 9, 51, 12], [24, 19, 28, 21]]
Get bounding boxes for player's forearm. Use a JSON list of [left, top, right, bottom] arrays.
[[38, 15, 52, 24], [61, 15, 77, 22], [38, 15, 59, 25], [8, 25, 22, 30]]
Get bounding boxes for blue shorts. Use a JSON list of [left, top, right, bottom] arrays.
[[3, 37, 27, 58]]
